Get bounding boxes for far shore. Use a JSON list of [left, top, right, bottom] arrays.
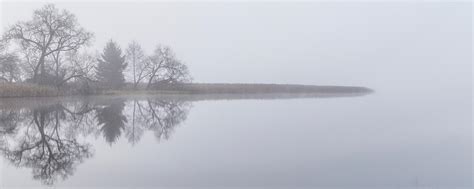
[[0, 83, 373, 99]]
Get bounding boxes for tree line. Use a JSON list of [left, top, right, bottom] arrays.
[[0, 4, 191, 91]]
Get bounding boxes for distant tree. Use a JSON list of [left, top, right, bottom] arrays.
[[0, 40, 20, 83], [96, 40, 127, 89], [0, 53, 20, 83], [144, 45, 191, 88], [125, 41, 148, 88], [2, 4, 93, 84]]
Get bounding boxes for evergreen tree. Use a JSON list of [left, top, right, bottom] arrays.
[[96, 40, 127, 89]]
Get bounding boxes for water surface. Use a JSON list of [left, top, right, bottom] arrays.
[[0, 90, 471, 189]]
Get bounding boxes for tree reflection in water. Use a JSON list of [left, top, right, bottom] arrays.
[[0, 98, 192, 185], [96, 100, 128, 144]]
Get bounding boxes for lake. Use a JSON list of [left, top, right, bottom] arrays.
[[0, 89, 471, 189]]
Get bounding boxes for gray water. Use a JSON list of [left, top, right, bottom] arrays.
[[0, 88, 471, 189]]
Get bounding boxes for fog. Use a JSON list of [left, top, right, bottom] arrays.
[[0, 1, 472, 188], [2, 1, 470, 92]]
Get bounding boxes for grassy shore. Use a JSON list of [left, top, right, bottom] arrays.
[[151, 83, 373, 94], [0, 83, 60, 98], [0, 83, 373, 98]]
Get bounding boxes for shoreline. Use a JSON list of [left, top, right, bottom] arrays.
[[0, 83, 373, 110], [0, 83, 373, 99]]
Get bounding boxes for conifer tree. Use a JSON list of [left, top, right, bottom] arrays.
[[96, 40, 127, 89]]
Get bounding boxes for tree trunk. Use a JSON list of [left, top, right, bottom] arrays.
[[146, 77, 153, 89], [133, 82, 139, 89], [33, 53, 46, 83]]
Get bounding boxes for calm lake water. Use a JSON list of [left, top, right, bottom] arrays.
[[0, 89, 471, 189]]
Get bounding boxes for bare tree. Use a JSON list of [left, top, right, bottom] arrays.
[[125, 41, 148, 88], [18, 46, 40, 79], [144, 45, 191, 89], [2, 4, 93, 84], [159, 58, 191, 85], [54, 50, 97, 88]]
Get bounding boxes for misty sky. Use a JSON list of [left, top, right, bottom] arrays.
[[0, 1, 472, 187], [1, 1, 471, 95]]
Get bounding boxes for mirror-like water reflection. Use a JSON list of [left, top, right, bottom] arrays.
[[0, 97, 195, 185], [0, 92, 366, 186], [0, 90, 470, 188]]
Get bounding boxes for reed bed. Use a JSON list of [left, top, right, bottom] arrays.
[[0, 83, 59, 98]]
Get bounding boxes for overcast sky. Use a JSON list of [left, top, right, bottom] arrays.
[[1, 1, 471, 95]]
